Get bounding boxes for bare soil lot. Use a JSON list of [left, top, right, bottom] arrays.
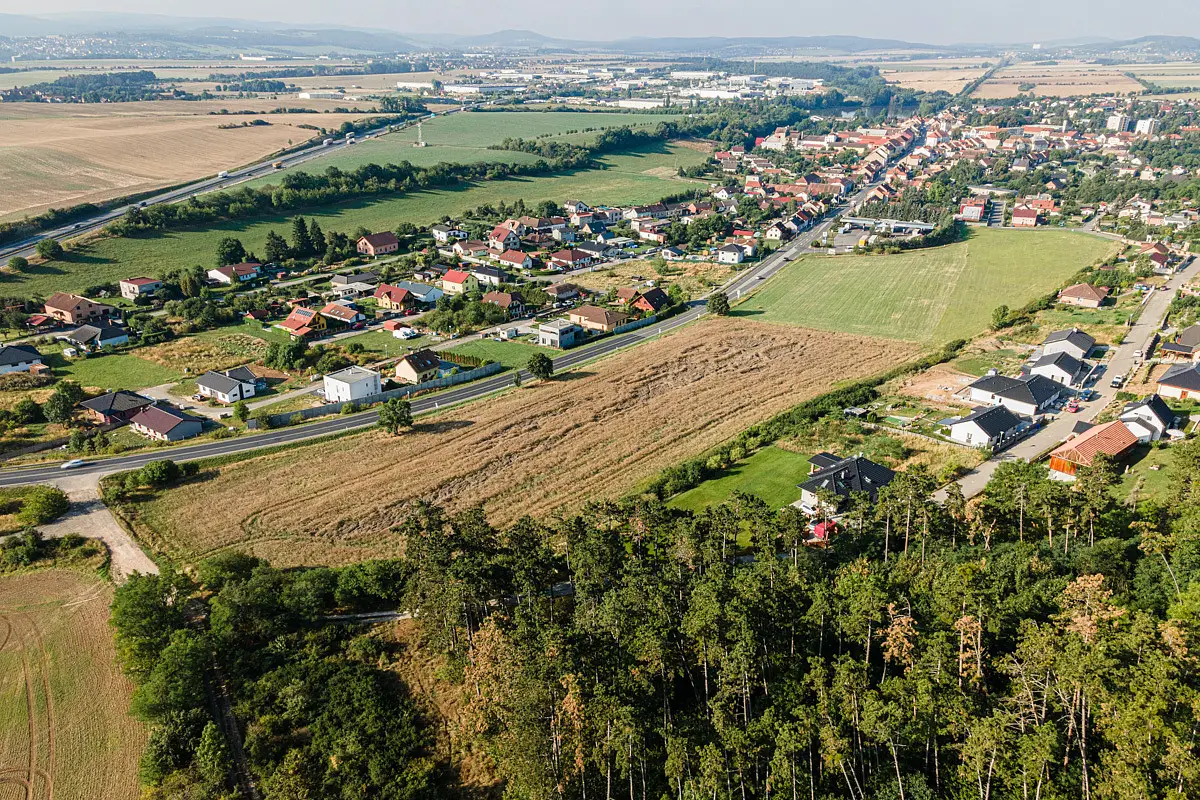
[[572, 258, 737, 299], [0, 569, 144, 800], [126, 318, 916, 566], [0, 100, 374, 222]]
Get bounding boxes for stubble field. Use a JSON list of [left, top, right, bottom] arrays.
[[0, 100, 376, 222], [124, 317, 917, 566], [971, 63, 1143, 98], [0, 570, 144, 800]]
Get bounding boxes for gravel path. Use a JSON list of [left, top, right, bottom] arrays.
[[37, 475, 159, 581]]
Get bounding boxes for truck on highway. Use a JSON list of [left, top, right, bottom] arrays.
[[272, 161, 284, 169], [323, 138, 333, 146], [217, 170, 229, 179]]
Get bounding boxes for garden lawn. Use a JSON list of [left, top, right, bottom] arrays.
[[340, 328, 433, 355], [669, 446, 812, 512], [447, 338, 557, 369], [46, 351, 179, 391], [1116, 444, 1175, 504], [737, 229, 1117, 344], [21, 143, 706, 298]]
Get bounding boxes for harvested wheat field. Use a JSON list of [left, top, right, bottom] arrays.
[[0, 101, 373, 222], [882, 67, 989, 93], [129, 318, 917, 566], [0, 570, 144, 800], [972, 63, 1142, 98]]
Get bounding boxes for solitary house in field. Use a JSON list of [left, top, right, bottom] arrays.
[[1057, 283, 1109, 308]]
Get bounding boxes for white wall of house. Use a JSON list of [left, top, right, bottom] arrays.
[[948, 421, 997, 447], [324, 372, 381, 402], [0, 359, 41, 375]]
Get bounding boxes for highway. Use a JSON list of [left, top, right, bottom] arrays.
[[0, 102, 485, 264], [0, 183, 865, 487]]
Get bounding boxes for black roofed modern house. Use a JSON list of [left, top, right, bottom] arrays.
[[0, 344, 44, 374], [196, 368, 259, 404], [1041, 328, 1096, 361], [1028, 350, 1085, 386], [1119, 394, 1177, 442], [796, 454, 896, 514], [966, 373, 1063, 416], [946, 405, 1025, 448], [1156, 363, 1200, 400], [78, 390, 153, 424], [63, 323, 129, 350], [129, 405, 204, 442]]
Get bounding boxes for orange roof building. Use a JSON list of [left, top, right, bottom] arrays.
[[1048, 421, 1138, 480]]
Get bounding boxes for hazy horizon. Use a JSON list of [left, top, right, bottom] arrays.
[[1, 1, 1198, 46]]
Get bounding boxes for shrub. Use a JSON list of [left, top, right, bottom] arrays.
[[18, 486, 70, 526]]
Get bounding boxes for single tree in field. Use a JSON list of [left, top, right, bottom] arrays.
[[526, 353, 554, 382], [378, 398, 413, 435], [991, 304, 1010, 330], [708, 291, 731, 316], [7, 256, 28, 272], [215, 237, 246, 267], [35, 238, 64, 261]]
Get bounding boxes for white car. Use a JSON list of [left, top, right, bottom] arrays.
[[60, 459, 85, 470]]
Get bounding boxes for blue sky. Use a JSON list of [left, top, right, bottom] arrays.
[[2, 0, 1198, 44]]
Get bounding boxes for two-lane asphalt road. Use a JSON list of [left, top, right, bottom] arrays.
[[0, 189, 858, 487]]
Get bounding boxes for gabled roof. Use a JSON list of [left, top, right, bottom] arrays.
[[78, 390, 152, 415], [443, 269, 473, 284], [1177, 324, 1200, 349], [570, 305, 629, 327], [196, 370, 246, 395], [970, 373, 1062, 407], [951, 404, 1023, 437], [130, 404, 201, 436], [799, 455, 895, 502], [358, 231, 399, 248], [482, 291, 524, 309], [121, 276, 160, 287], [1122, 394, 1175, 428], [0, 344, 42, 367], [1051, 421, 1138, 467], [67, 323, 126, 344], [398, 349, 441, 373], [497, 249, 530, 265], [1043, 327, 1095, 352], [1058, 283, 1109, 303], [1158, 363, 1200, 392], [1031, 350, 1083, 376], [374, 284, 412, 304], [320, 302, 361, 323]]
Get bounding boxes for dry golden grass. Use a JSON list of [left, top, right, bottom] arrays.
[[573, 258, 736, 299], [883, 68, 989, 93], [0, 101, 374, 222], [973, 63, 1142, 98], [128, 318, 917, 566], [0, 570, 144, 800], [134, 332, 268, 375]]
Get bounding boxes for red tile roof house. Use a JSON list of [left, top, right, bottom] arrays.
[[276, 306, 325, 338], [43, 293, 117, 325], [497, 249, 533, 270], [488, 225, 521, 251], [1048, 421, 1138, 481], [373, 284, 415, 311], [356, 231, 400, 257], [1011, 207, 1040, 228], [119, 277, 162, 300], [1057, 283, 1110, 309], [207, 262, 262, 285], [568, 305, 630, 333], [129, 404, 204, 442], [319, 302, 365, 327], [441, 269, 478, 295], [483, 291, 526, 317], [549, 249, 596, 270], [616, 286, 670, 313]]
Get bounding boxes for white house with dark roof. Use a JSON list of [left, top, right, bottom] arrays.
[[796, 454, 896, 515], [1042, 328, 1095, 361], [1119, 395, 1177, 442], [946, 405, 1026, 448], [196, 368, 258, 404], [966, 373, 1064, 417], [0, 344, 43, 374], [1028, 351, 1085, 386], [1156, 363, 1200, 400], [323, 366, 381, 402]]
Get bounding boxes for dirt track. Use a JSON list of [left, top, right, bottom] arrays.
[[134, 318, 917, 566]]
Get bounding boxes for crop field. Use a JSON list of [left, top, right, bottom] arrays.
[[24, 142, 707, 297], [0, 570, 145, 800], [882, 67, 989, 94], [123, 317, 916, 566], [0, 101, 377, 222], [1126, 62, 1200, 89], [972, 63, 1143, 98], [244, 110, 683, 186], [738, 229, 1118, 343]]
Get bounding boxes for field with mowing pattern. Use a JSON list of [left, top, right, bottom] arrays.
[[0, 570, 145, 800], [737, 229, 1118, 344], [119, 318, 916, 567], [20, 142, 706, 298]]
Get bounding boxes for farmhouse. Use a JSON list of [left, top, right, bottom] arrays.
[[538, 319, 582, 349], [129, 405, 204, 442], [1057, 283, 1109, 308], [569, 305, 630, 333], [395, 349, 441, 385], [78, 390, 153, 424], [0, 344, 43, 374], [1048, 421, 1138, 481], [947, 404, 1026, 448], [43, 293, 116, 325], [323, 366, 382, 402], [966, 373, 1063, 416], [356, 232, 400, 257], [207, 263, 262, 285], [1120, 395, 1177, 442], [119, 277, 162, 300], [1042, 328, 1095, 361], [1156, 363, 1200, 400], [797, 455, 896, 514]]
